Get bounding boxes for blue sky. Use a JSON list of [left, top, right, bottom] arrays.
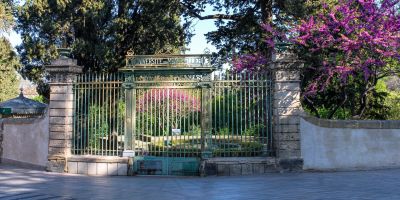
[[4, 31, 21, 48], [186, 19, 218, 54]]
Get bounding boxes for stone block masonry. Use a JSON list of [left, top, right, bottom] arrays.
[[206, 157, 277, 176], [67, 156, 128, 176], [271, 53, 304, 171], [45, 58, 82, 173]]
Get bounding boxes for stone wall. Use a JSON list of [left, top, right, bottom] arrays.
[[301, 116, 400, 170], [0, 113, 49, 169]]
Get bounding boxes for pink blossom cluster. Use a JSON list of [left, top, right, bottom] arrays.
[[232, 0, 400, 96], [294, 0, 400, 95], [137, 89, 200, 113], [232, 53, 268, 72], [232, 24, 278, 72]]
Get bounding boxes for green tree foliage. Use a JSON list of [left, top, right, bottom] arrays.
[[377, 78, 400, 120], [15, 0, 185, 96], [181, 0, 331, 65], [0, 1, 14, 32], [0, 1, 20, 102], [0, 38, 20, 102], [303, 75, 390, 120]]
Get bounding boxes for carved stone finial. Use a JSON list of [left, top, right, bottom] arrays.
[[57, 48, 72, 59]]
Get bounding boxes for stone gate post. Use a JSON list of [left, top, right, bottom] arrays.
[[272, 52, 304, 170], [45, 56, 82, 172]]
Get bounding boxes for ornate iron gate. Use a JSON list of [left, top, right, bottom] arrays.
[[119, 49, 215, 175], [131, 75, 204, 175], [72, 49, 272, 176]]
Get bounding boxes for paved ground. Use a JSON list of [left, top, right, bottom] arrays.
[[1, 165, 400, 200]]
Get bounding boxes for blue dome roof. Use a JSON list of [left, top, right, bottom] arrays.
[[0, 90, 47, 117]]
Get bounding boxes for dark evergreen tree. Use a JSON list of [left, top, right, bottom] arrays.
[[0, 1, 20, 101], [15, 0, 185, 96]]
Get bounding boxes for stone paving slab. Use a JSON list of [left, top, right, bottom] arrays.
[[1, 164, 400, 200], [0, 191, 74, 200]]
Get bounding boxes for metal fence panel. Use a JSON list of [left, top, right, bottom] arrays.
[[211, 71, 272, 157], [72, 71, 272, 157], [72, 73, 125, 156], [133, 75, 203, 157]]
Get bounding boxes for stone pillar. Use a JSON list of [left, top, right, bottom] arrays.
[[45, 58, 82, 172], [272, 52, 304, 170]]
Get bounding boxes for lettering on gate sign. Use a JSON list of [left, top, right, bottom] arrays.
[[126, 55, 211, 68]]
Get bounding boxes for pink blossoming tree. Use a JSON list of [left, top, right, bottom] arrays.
[[233, 0, 400, 119], [295, 0, 400, 118], [295, 0, 400, 95], [137, 89, 200, 134]]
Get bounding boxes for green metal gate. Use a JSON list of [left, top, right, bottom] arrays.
[[132, 75, 203, 175], [72, 49, 273, 176]]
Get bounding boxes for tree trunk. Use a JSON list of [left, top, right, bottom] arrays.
[[260, 0, 273, 61], [304, 96, 321, 118], [327, 93, 347, 119]]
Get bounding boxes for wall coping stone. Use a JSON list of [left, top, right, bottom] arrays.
[[302, 115, 400, 129], [68, 155, 128, 163], [0, 111, 48, 125]]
